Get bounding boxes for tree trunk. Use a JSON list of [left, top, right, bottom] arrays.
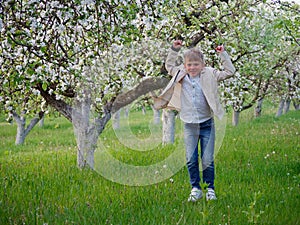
[[142, 106, 146, 115], [72, 94, 112, 169], [73, 95, 95, 169], [112, 110, 120, 129], [284, 99, 291, 114], [151, 106, 160, 125], [162, 109, 175, 144], [14, 111, 26, 145], [124, 106, 129, 118], [75, 124, 97, 169], [73, 114, 111, 169], [12, 111, 44, 145], [254, 98, 263, 117], [276, 98, 285, 117], [39, 115, 45, 127], [293, 100, 300, 110], [232, 110, 240, 126]]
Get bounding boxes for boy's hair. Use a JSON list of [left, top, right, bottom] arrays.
[[183, 47, 204, 64]]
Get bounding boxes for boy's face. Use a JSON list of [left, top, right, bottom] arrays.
[[184, 59, 204, 77]]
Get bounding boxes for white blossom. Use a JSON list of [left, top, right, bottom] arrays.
[[32, 89, 40, 95]]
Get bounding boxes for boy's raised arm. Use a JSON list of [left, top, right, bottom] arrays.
[[213, 45, 236, 81], [165, 40, 183, 77]]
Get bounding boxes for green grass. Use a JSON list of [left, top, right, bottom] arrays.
[[0, 109, 299, 225]]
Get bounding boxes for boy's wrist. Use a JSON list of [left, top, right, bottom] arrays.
[[171, 46, 181, 52]]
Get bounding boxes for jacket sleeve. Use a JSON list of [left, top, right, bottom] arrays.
[[213, 51, 236, 82], [165, 47, 182, 77]]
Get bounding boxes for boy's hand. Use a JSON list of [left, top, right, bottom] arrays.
[[173, 40, 183, 49], [215, 45, 225, 53]]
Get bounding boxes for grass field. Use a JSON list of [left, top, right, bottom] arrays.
[[0, 108, 299, 225]]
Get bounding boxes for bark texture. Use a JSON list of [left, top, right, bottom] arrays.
[[162, 109, 175, 144], [232, 110, 240, 126], [12, 111, 44, 145], [151, 106, 161, 125], [254, 98, 263, 117]]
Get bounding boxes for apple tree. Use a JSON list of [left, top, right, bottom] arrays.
[[0, 0, 172, 168]]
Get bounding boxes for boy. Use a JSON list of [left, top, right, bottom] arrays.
[[154, 40, 235, 201]]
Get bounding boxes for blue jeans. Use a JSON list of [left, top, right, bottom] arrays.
[[184, 118, 215, 190]]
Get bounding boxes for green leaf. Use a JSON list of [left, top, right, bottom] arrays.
[[42, 83, 47, 91], [26, 68, 35, 75], [274, 21, 284, 29], [41, 46, 47, 54]]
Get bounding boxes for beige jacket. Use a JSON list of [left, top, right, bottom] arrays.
[[153, 48, 236, 120]]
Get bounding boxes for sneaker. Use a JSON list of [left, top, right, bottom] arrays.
[[206, 188, 217, 201], [188, 188, 203, 202]]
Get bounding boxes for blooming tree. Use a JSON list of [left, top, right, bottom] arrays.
[[273, 55, 300, 116], [0, 0, 173, 167], [216, 1, 300, 124], [1, 0, 299, 168]]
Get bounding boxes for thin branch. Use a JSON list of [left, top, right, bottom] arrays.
[[283, 23, 300, 46], [233, 47, 265, 63]]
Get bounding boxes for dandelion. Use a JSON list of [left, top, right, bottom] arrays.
[[169, 178, 174, 183], [163, 164, 167, 169]]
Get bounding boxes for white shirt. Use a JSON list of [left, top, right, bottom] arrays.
[[180, 74, 212, 123]]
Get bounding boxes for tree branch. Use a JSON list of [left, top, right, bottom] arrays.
[[36, 83, 73, 122], [111, 77, 169, 113], [24, 111, 44, 137], [233, 47, 265, 63]]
